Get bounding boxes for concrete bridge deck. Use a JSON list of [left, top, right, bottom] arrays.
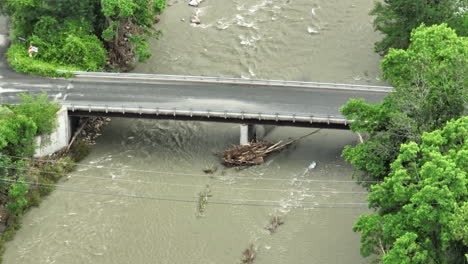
[[0, 15, 391, 129], [1, 70, 390, 128]]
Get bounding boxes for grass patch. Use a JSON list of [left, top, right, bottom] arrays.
[[6, 44, 79, 77]]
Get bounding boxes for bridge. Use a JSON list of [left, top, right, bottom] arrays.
[[0, 16, 391, 145]]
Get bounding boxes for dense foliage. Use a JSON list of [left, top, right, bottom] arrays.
[[341, 24, 467, 181], [370, 0, 467, 54], [0, 94, 80, 262], [344, 24, 467, 263], [100, 0, 165, 66], [0, 0, 166, 75], [0, 93, 58, 209], [354, 116, 467, 263], [11, 92, 60, 135]]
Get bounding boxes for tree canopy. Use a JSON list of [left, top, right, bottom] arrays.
[[353, 116, 467, 263], [0, 93, 58, 220], [341, 24, 467, 181], [343, 23, 467, 263], [0, 0, 166, 74], [370, 0, 467, 54]]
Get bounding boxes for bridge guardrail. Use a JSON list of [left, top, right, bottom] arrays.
[[57, 70, 393, 92], [60, 102, 353, 125]]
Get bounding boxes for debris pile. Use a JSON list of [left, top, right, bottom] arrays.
[[197, 185, 212, 217], [66, 117, 110, 152], [202, 166, 217, 174], [223, 129, 321, 167], [241, 244, 257, 264], [265, 216, 285, 233], [223, 141, 283, 167]]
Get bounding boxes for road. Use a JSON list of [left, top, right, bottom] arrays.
[[0, 16, 388, 121]]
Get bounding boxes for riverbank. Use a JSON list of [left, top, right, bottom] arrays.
[[3, 119, 370, 264], [3, 0, 381, 263], [0, 0, 166, 77], [0, 110, 108, 263]]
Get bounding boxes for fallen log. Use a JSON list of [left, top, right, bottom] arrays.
[[223, 129, 321, 167], [65, 119, 90, 152]]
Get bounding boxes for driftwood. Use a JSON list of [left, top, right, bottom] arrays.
[[223, 129, 320, 167], [197, 185, 212, 217], [241, 244, 256, 264], [65, 117, 109, 152], [202, 166, 217, 174], [265, 216, 285, 233], [65, 119, 90, 152]]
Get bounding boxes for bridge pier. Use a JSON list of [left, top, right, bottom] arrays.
[[240, 124, 268, 145], [240, 124, 255, 145]]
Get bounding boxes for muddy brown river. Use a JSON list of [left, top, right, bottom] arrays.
[[4, 0, 384, 263]]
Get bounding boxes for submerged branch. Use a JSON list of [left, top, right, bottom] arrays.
[[223, 129, 321, 167]]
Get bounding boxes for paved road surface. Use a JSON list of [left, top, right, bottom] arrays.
[[0, 16, 388, 120]]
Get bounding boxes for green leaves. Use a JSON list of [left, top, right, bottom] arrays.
[[153, 0, 166, 13], [354, 117, 468, 263], [382, 232, 429, 264], [101, 0, 137, 18], [341, 24, 466, 181], [2, 0, 166, 73], [0, 114, 37, 157], [61, 34, 107, 70], [382, 24, 467, 132], [370, 0, 467, 54], [12, 92, 59, 135], [353, 214, 386, 257], [6, 177, 29, 215], [30, 17, 107, 71], [102, 25, 117, 41], [0, 94, 62, 219], [100, 0, 164, 64], [346, 27, 467, 260]]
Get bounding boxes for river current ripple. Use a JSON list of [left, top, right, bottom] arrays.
[[4, 0, 382, 263]]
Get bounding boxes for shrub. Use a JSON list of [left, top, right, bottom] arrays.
[[37, 177, 55, 197], [153, 0, 166, 13], [0, 114, 37, 157], [69, 140, 91, 162], [59, 156, 77, 173], [6, 44, 77, 77], [11, 92, 60, 135], [26, 190, 42, 207], [6, 178, 29, 215]]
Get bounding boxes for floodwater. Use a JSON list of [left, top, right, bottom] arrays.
[[4, 0, 384, 263], [134, 0, 384, 84]]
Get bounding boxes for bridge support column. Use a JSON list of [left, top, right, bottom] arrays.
[[34, 106, 73, 157], [240, 124, 255, 145]]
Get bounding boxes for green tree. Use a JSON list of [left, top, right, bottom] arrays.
[[100, 0, 163, 64], [153, 0, 166, 13], [0, 106, 14, 120], [6, 177, 29, 215], [341, 24, 467, 181], [0, 0, 97, 37], [354, 116, 468, 263], [382, 24, 467, 132], [0, 114, 37, 157], [1, 0, 107, 73], [11, 92, 59, 135], [370, 0, 467, 54], [0, 113, 35, 194]]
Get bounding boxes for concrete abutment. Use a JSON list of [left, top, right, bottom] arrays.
[[34, 107, 74, 157], [240, 124, 270, 145]]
